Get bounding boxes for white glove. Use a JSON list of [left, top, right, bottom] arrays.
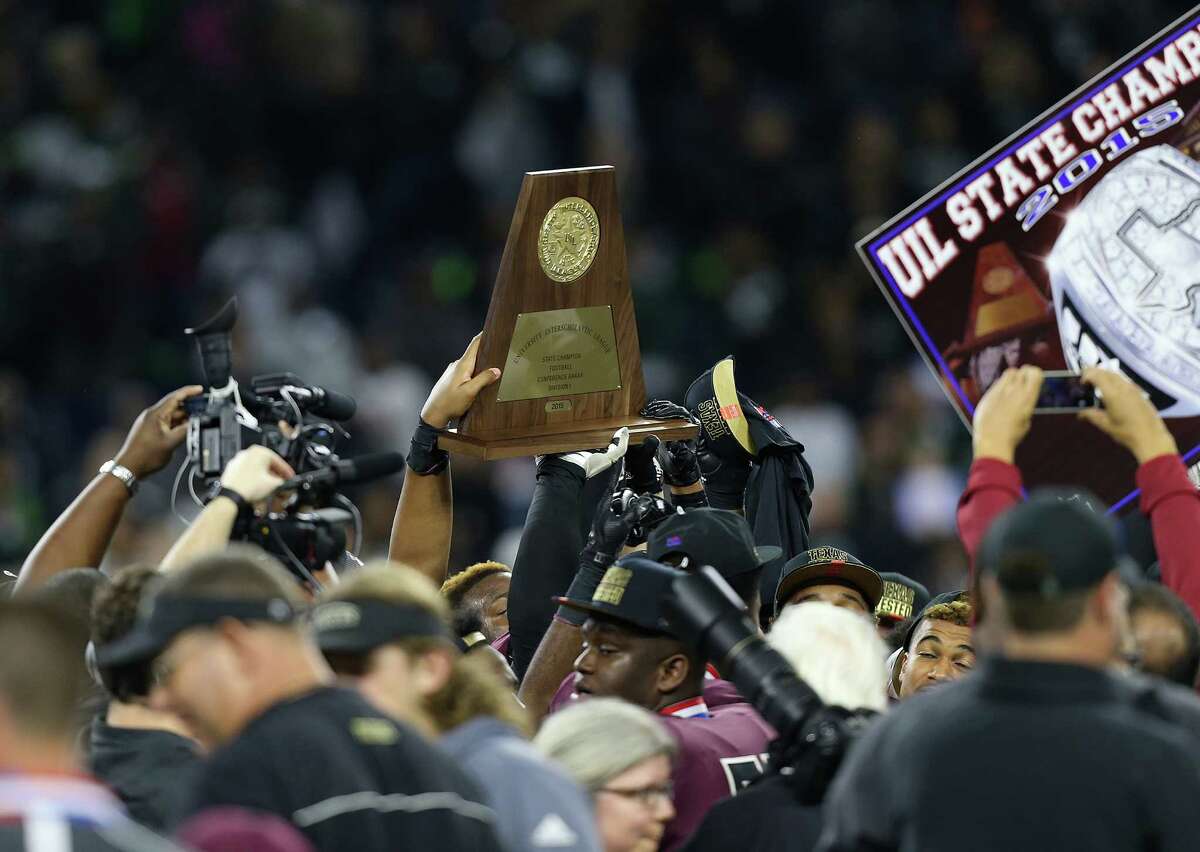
[[538, 427, 630, 479]]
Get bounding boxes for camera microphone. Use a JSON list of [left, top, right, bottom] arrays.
[[278, 451, 405, 491], [287, 385, 357, 421], [249, 373, 357, 421]]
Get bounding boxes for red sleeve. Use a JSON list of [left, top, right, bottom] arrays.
[[956, 458, 1024, 579], [1137, 454, 1200, 622]]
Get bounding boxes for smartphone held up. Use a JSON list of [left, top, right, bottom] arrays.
[[1032, 370, 1100, 414]]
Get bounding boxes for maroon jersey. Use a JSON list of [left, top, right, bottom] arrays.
[[657, 696, 775, 851], [489, 631, 511, 663], [548, 677, 775, 851]]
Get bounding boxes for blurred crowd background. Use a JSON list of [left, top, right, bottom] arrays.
[[2, 0, 1193, 590]]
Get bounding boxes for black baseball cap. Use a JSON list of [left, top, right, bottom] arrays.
[[978, 489, 1120, 597], [646, 508, 781, 581], [902, 589, 969, 651], [876, 572, 931, 624], [312, 599, 453, 654], [554, 554, 683, 634], [94, 595, 298, 667], [774, 546, 885, 617]]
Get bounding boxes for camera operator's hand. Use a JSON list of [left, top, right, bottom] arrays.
[[546, 427, 630, 480], [623, 435, 661, 494], [1079, 367, 1178, 464], [421, 333, 502, 429], [971, 365, 1042, 464], [219, 446, 296, 503], [114, 385, 204, 478]]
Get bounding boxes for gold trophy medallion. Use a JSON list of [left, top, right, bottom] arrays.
[[538, 196, 600, 283]]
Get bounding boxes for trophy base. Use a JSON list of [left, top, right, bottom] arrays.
[[439, 417, 699, 461]]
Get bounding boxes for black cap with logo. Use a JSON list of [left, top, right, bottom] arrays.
[[95, 595, 298, 667], [646, 508, 781, 581], [312, 599, 453, 654], [684, 356, 803, 461], [773, 546, 885, 617], [876, 572, 931, 624], [978, 489, 1120, 597], [555, 554, 683, 634]]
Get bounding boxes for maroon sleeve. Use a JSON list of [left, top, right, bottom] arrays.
[[1138, 454, 1200, 623], [489, 631, 511, 659], [956, 458, 1023, 579], [547, 673, 578, 715]]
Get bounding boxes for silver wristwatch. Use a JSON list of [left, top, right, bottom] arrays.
[[99, 460, 138, 495]]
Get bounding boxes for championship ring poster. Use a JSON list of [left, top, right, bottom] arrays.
[[859, 7, 1200, 509]]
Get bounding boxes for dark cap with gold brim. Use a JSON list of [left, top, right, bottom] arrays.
[[685, 357, 802, 462], [876, 572, 931, 624], [554, 554, 682, 634]]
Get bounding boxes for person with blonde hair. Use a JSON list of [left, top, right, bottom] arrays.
[[314, 562, 600, 852], [535, 698, 678, 852], [440, 560, 512, 646]]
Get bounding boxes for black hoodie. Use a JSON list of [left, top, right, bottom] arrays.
[[88, 712, 201, 831]]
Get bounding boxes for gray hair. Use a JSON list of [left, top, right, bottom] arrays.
[[533, 698, 677, 792], [767, 601, 888, 712]]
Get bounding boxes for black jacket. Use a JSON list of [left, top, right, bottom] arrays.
[[679, 772, 823, 852], [680, 707, 875, 852], [181, 686, 505, 852], [1119, 669, 1200, 739], [88, 714, 201, 831], [818, 658, 1200, 852]]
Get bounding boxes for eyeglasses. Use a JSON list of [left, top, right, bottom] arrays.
[[149, 631, 211, 689], [598, 780, 674, 807], [149, 649, 185, 689]]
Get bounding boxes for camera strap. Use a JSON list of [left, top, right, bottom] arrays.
[[209, 377, 260, 428]]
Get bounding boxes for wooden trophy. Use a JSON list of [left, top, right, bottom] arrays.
[[438, 166, 698, 459]]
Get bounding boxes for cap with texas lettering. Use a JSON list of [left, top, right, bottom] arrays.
[[876, 572, 931, 625], [773, 546, 884, 618]]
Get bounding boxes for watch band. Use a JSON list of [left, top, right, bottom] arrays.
[[215, 486, 252, 516], [98, 460, 138, 495]]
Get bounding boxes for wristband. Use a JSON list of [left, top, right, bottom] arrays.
[[670, 489, 708, 509], [407, 418, 450, 476], [215, 486, 253, 516]]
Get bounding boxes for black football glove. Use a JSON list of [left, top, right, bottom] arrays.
[[622, 434, 661, 495], [641, 399, 698, 423], [557, 473, 639, 626], [658, 439, 702, 488], [697, 439, 751, 511]]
